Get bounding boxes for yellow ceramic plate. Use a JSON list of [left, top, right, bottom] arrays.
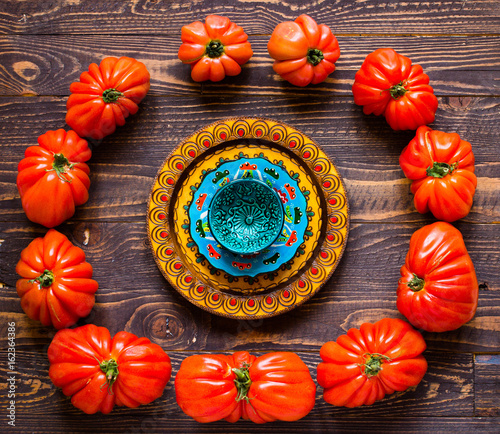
[[174, 143, 323, 293], [147, 118, 349, 319]]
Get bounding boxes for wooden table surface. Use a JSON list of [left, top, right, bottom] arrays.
[[1, 1, 499, 432]]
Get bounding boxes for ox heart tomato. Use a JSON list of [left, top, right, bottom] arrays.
[[400, 126, 477, 222], [17, 129, 91, 228], [317, 318, 427, 407], [66, 56, 150, 140], [48, 324, 172, 414], [352, 48, 438, 130], [16, 229, 98, 329], [397, 222, 478, 332], [267, 14, 340, 87], [178, 15, 253, 82], [175, 351, 316, 423]]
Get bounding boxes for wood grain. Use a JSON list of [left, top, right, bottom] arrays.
[[1, 414, 499, 434], [0, 35, 499, 97], [0, 347, 474, 428], [1, 96, 498, 224], [0, 221, 498, 353], [1, 0, 499, 35], [0, 0, 498, 432], [475, 355, 500, 416]]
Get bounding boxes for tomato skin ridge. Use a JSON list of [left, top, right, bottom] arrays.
[[48, 324, 172, 414], [397, 222, 478, 332], [178, 15, 253, 83], [267, 15, 340, 87], [175, 351, 316, 423], [66, 57, 150, 140], [352, 48, 438, 130], [318, 318, 427, 407]]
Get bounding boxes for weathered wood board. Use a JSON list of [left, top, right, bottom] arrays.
[[0, 0, 498, 432]]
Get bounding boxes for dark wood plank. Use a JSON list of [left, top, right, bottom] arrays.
[[0, 222, 497, 353], [1, 35, 499, 97], [0, 1, 498, 431], [1, 414, 499, 434], [0, 347, 474, 433], [1, 96, 498, 224], [475, 354, 500, 416], [1, 0, 499, 35]]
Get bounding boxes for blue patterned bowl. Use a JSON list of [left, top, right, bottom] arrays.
[[208, 179, 284, 254], [188, 156, 309, 277]]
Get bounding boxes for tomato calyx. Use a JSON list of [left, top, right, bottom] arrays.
[[98, 358, 119, 393], [408, 273, 425, 292], [232, 363, 252, 403], [29, 269, 55, 287], [307, 48, 324, 66], [206, 40, 224, 58], [426, 161, 459, 178], [389, 81, 408, 99], [102, 88, 124, 103], [359, 352, 391, 377], [47, 153, 75, 183]]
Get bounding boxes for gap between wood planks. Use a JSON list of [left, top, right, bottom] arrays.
[[1, 93, 500, 98], [5, 32, 500, 37]]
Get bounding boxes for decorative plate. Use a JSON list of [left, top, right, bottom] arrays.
[[173, 143, 323, 295], [148, 118, 349, 319], [187, 157, 309, 277]]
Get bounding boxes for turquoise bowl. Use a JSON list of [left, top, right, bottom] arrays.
[[189, 157, 309, 277], [208, 179, 284, 255]]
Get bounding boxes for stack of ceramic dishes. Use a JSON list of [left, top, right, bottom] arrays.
[[148, 118, 349, 319], [188, 157, 309, 278]]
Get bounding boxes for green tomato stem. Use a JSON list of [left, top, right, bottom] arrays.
[[99, 358, 119, 392], [359, 353, 391, 377], [48, 153, 74, 183], [102, 88, 124, 103], [307, 48, 324, 66], [389, 82, 408, 99], [29, 269, 55, 287], [408, 273, 425, 292], [232, 363, 252, 403], [206, 40, 224, 58], [426, 161, 458, 178]]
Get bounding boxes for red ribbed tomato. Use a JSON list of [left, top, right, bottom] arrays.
[[48, 324, 172, 414], [317, 318, 427, 407], [17, 129, 91, 228], [66, 56, 150, 140], [267, 14, 340, 86], [352, 48, 438, 130], [15, 229, 98, 329], [400, 126, 477, 222], [398, 222, 478, 332], [178, 15, 253, 82], [175, 351, 316, 423]]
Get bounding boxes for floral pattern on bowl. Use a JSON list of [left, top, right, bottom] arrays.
[[209, 179, 284, 254], [188, 157, 308, 277]]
